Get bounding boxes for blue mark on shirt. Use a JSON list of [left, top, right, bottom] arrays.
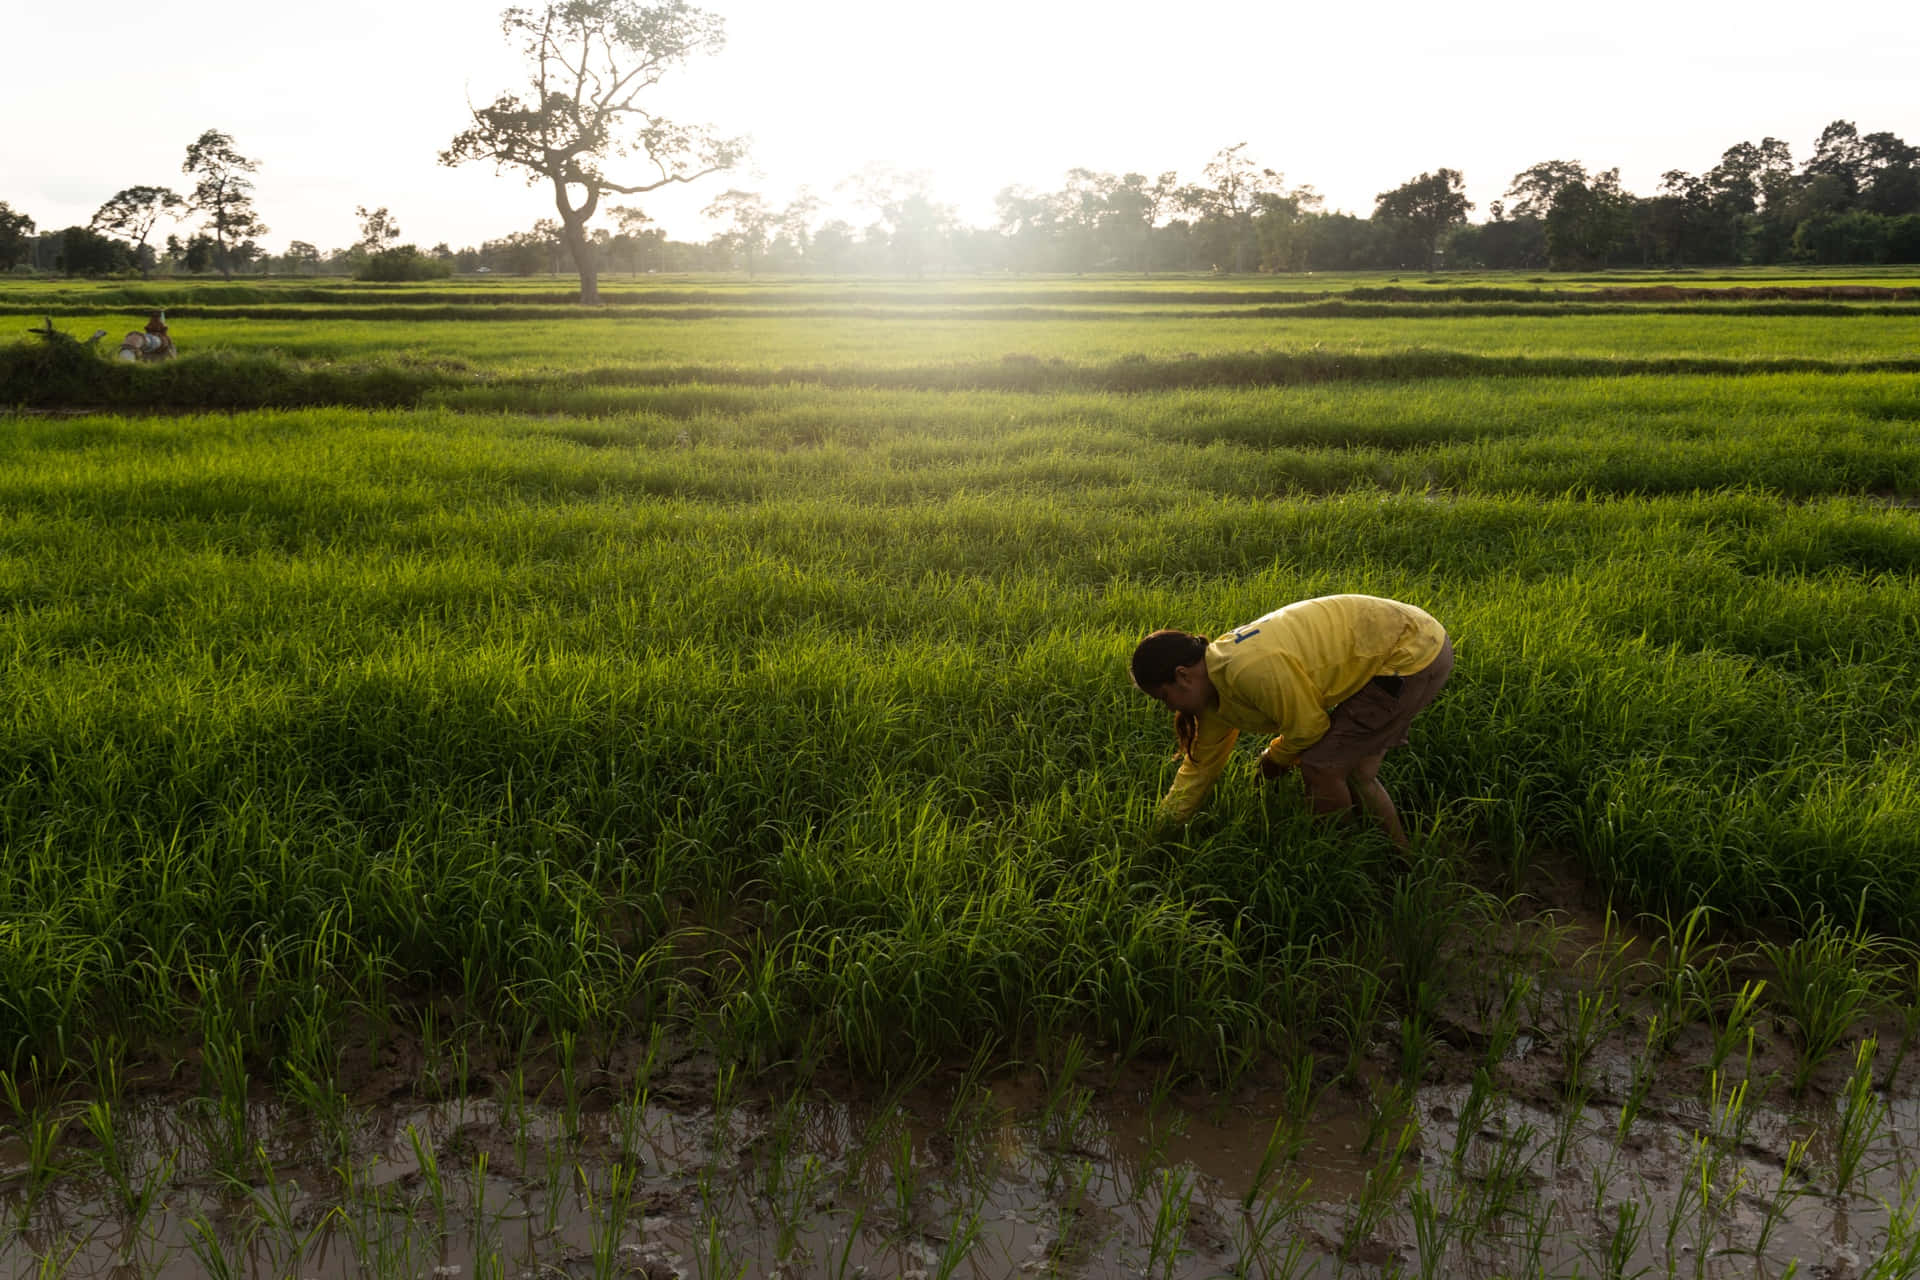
[[1232, 627, 1260, 644]]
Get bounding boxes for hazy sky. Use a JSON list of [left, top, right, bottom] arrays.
[[7, 0, 1916, 254]]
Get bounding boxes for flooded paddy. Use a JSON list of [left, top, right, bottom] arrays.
[[6, 1012, 1919, 1279]]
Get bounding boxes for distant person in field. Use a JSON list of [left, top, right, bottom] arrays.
[[1129, 594, 1453, 848]]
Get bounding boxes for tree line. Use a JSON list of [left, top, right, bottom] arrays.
[[5, 0, 1917, 292], [10, 118, 1918, 286]]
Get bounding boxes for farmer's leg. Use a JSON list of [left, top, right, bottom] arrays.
[[1298, 762, 1355, 821], [1347, 752, 1407, 850]]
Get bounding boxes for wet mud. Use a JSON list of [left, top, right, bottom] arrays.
[[2, 1017, 1916, 1279]]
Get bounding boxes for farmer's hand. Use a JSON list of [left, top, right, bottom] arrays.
[[1258, 749, 1295, 783]]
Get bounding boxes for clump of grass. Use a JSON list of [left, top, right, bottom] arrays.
[[1762, 912, 1885, 1094]]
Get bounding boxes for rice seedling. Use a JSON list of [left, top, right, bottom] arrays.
[[1455, 1118, 1541, 1253], [1705, 978, 1768, 1079], [1408, 1176, 1457, 1280], [1752, 1134, 1815, 1261], [404, 1121, 449, 1240], [825, 1206, 867, 1280], [28, 1236, 82, 1280], [1581, 1196, 1651, 1280], [1832, 1036, 1891, 1197], [1763, 913, 1885, 1095], [886, 1117, 920, 1231], [1143, 1165, 1197, 1280], [1662, 1070, 1754, 1276], [1343, 1113, 1420, 1260], [470, 1149, 498, 1266], [1480, 966, 1534, 1072], [932, 1202, 987, 1280], [1233, 1172, 1314, 1279], [0, 1070, 68, 1234], [583, 1157, 640, 1280], [1450, 1067, 1497, 1178], [1643, 905, 1726, 1054], [1879, 954, 1920, 1089], [181, 1206, 252, 1280], [1863, 1173, 1920, 1280], [1615, 1018, 1662, 1144]]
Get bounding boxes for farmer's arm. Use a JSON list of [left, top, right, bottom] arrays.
[[1159, 718, 1239, 822], [1231, 654, 1330, 770]]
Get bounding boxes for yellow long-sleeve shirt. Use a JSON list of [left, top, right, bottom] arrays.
[[1160, 595, 1448, 821]]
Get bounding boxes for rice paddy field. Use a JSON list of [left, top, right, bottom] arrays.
[[1, 268, 1919, 1277]]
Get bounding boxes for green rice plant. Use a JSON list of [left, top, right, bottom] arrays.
[[1612, 1022, 1661, 1149], [1398, 1003, 1440, 1085], [1407, 1176, 1456, 1280], [80, 1097, 174, 1225], [1480, 966, 1534, 1072], [182, 1206, 252, 1280], [247, 1157, 338, 1276], [1233, 1172, 1313, 1279], [1144, 1166, 1196, 1280], [583, 1157, 639, 1280], [1343, 1113, 1419, 1261], [769, 1152, 823, 1267], [1335, 955, 1390, 1084], [1705, 979, 1768, 1078], [0, 1069, 69, 1233], [405, 1122, 448, 1240], [1879, 954, 1920, 1089], [1510, 1181, 1557, 1279], [1137, 1066, 1189, 1174], [693, 1193, 749, 1280], [1642, 905, 1726, 1054], [1663, 1071, 1752, 1277], [29, 1236, 82, 1280], [1581, 1197, 1650, 1280], [278, 998, 348, 1157], [886, 1117, 920, 1231], [469, 1149, 497, 1266], [1455, 1119, 1540, 1253], [826, 1206, 866, 1280], [194, 998, 255, 1178], [1560, 910, 1634, 1094], [1832, 1036, 1891, 1197], [1451, 1066, 1496, 1178], [1553, 1075, 1590, 1168], [504, 1063, 533, 1171], [1385, 862, 1468, 1017], [1763, 913, 1885, 1094], [1863, 1172, 1920, 1280], [933, 1204, 986, 1280], [1752, 1134, 1814, 1262], [557, 1028, 585, 1139]]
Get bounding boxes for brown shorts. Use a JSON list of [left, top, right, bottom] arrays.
[[1297, 636, 1454, 772]]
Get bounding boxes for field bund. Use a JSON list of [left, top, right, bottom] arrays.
[[1, 270, 1918, 1277]]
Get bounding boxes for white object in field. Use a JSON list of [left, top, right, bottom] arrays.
[[120, 331, 166, 359]]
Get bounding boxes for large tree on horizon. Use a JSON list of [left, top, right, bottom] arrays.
[[0, 202, 36, 272], [90, 186, 183, 277], [441, 0, 745, 305], [182, 130, 268, 280], [1373, 169, 1473, 270]]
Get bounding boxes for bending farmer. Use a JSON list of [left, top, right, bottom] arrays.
[[1130, 594, 1454, 847]]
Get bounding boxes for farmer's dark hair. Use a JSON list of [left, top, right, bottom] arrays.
[[1130, 629, 1208, 762]]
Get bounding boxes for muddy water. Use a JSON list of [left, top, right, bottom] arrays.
[[4, 1042, 1916, 1280]]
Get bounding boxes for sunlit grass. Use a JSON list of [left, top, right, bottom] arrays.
[[2, 274, 1917, 1277]]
